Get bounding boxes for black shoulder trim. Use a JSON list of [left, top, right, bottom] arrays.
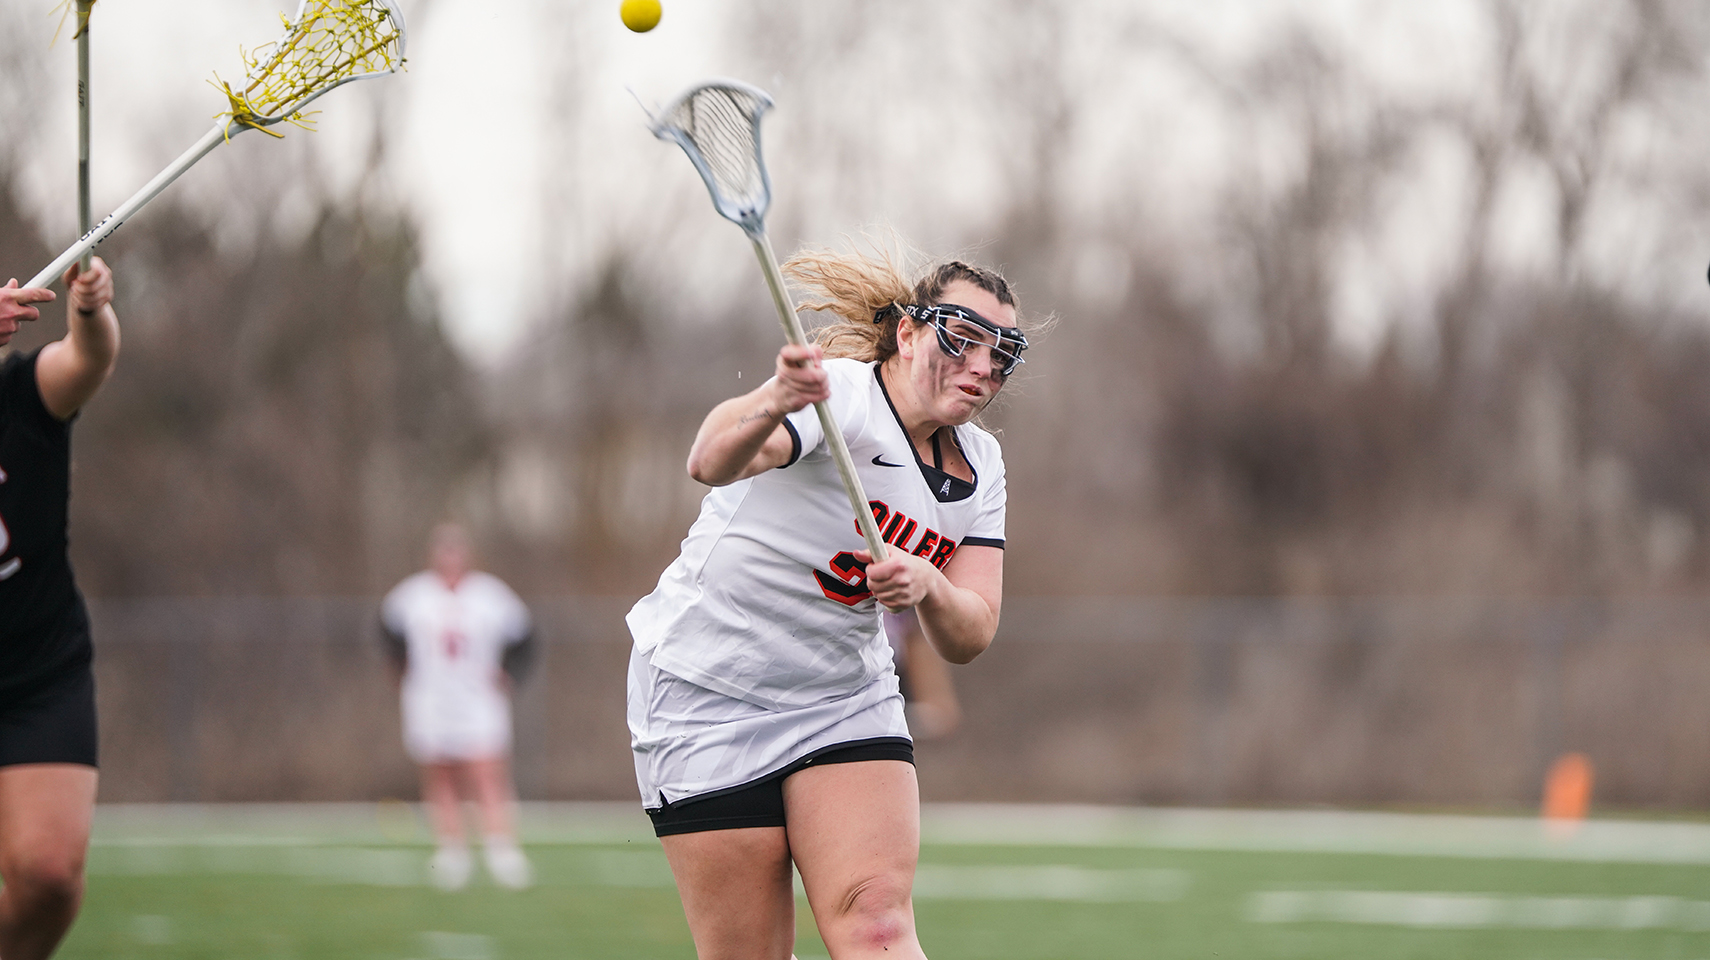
[[781, 418, 803, 467], [959, 536, 1005, 549], [502, 626, 537, 683], [378, 616, 408, 668]]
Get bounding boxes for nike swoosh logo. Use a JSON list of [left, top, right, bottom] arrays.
[[872, 455, 907, 468]]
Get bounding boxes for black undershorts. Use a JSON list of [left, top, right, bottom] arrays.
[[0, 663, 98, 769], [647, 737, 914, 837]]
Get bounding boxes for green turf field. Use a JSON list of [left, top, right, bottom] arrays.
[[61, 803, 1710, 959]]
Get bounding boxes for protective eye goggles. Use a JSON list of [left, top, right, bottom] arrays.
[[898, 303, 1028, 377]]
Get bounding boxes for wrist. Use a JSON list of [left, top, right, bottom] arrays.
[[760, 380, 796, 416], [737, 391, 784, 428], [913, 566, 950, 610]]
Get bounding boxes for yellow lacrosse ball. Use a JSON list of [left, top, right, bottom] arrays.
[[621, 0, 661, 32]]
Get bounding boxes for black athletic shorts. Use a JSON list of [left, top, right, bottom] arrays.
[[0, 663, 98, 769], [647, 737, 914, 837]]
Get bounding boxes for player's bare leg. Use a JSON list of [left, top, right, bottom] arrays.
[[465, 756, 515, 839], [420, 762, 466, 844], [659, 825, 797, 960], [419, 762, 471, 889], [0, 764, 98, 960], [466, 756, 529, 888], [785, 761, 927, 960]]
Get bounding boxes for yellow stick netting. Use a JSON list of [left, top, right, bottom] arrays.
[[211, 0, 404, 138], [48, 0, 98, 44]]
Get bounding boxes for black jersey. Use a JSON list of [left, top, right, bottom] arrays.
[[0, 348, 92, 697]]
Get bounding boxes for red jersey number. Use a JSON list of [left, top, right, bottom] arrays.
[[813, 551, 872, 607], [0, 470, 16, 581]]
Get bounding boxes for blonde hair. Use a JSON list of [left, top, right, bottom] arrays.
[[783, 240, 1018, 364]]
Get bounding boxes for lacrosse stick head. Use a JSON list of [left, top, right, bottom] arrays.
[[650, 79, 775, 239], [47, 0, 98, 43], [215, 0, 407, 138]]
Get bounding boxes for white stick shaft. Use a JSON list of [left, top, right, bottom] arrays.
[[77, 1, 93, 271], [28, 123, 230, 290], [751, 232, 889, 562]]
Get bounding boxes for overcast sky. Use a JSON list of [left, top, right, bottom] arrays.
[[4, 0, 1704, 363]]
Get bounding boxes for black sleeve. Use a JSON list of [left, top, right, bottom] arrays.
[[378, 615, 407, 669], [1, 349, 65, 436], [501, 623, 537, 684]]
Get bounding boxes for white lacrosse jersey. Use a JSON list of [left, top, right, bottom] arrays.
[[381, 570, 532, 761], [627, 358, 1007, 712]]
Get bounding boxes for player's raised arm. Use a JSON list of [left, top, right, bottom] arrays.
[[35, 257, 118, 420], [686, 342, 828, 485]]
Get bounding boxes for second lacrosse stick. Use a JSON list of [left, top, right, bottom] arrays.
[[29, 0, 406, 290]]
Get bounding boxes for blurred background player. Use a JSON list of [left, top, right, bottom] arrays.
[[882, 610, 961, 740], [379, 522, 537, 891], [0, 260, 119, 960]]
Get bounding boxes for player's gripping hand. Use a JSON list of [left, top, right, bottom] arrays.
[[63, 257, 114, 315], [856, 548, 940, 613], [0, 279, 56, 343], [767, 343, 830, 413]]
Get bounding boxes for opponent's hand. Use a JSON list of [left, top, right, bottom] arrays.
[[0, 279, 56, 344], [63, 257, 113, 315], [768, 343, 829, 414], [856, 548, 939, 612]]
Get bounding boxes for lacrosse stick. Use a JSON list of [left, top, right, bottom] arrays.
[[75, 0, 94, 271], [27, 0, 406, 290], [649, 79, 888, 562]]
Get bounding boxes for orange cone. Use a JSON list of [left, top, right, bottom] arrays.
[[1542, 752, 1594, 837]]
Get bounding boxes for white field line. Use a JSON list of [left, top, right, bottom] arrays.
[[89, 844, 423, 887], [88, 802, 1710, 865], [917, 804, 1710, 865], [90, 841, 1192, 901], [1250, 890, 1710, 931], [417, 931, 496, 960], [911, 865, 1189, 902], [588, 850, 1190, 903]]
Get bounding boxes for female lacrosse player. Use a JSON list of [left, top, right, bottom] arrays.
[[381, 523, 537, 890], [0, 259, 119, 960], [627, 254, 1031, 960]]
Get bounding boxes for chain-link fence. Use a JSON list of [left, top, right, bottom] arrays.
[[86, 596, 1710, 809]]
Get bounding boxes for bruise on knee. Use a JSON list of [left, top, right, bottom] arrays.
[[834, 875, 912, 949]]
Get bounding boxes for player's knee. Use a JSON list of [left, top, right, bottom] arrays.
[[829, 874, 914, 950], [4, 849, 87, 910]]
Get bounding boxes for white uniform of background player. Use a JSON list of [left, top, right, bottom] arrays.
[[381, 523, 535, 890]]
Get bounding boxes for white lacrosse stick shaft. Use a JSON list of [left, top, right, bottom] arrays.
[[750, 231, 889, 563], [29, 124, 229, 290], [76, 0, 93, 271]]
